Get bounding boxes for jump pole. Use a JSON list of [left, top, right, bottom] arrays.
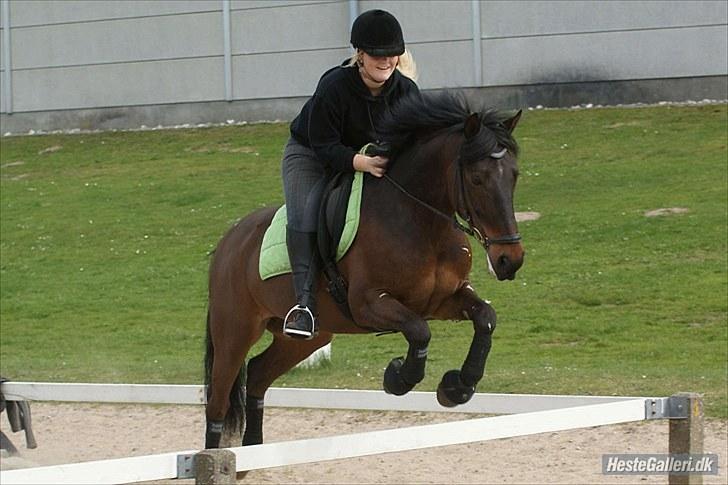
[[1, 398, 649, 484], [0, 383, 707, 484], [191, 393, 706, 485]]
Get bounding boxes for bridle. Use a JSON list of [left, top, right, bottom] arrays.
[[382, 144, 522, 250]]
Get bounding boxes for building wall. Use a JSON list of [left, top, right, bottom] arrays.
[[0, 0, 726, 132]]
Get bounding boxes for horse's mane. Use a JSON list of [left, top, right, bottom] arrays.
[[379, 91, 519, 159]]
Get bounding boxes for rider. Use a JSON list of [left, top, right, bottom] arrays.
[[282, 9, 420, 339]]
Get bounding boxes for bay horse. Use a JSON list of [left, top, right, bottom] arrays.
[[204, 91, 524, 448]]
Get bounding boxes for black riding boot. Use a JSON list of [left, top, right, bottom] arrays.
[[283, 227, 320, 339]]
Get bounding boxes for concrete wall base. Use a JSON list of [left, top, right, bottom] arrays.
[[1, 76, 725, 135]]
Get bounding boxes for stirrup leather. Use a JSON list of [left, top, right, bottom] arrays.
[[283, 304, 316, 338]]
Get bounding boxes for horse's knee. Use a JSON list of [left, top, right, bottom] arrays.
[[245, 353, 270, 397], [470, 300, 497, 334], [404, 320, 431, 348]]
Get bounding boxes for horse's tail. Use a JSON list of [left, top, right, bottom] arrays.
[[204, 309, 246, 434]]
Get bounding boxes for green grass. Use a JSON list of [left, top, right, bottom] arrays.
[[1, 105, 726, 417]]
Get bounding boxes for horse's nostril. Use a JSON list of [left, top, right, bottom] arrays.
[[497, 255, 509, 268]]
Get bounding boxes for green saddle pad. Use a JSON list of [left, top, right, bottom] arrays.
[[259, 171, 364, 280]]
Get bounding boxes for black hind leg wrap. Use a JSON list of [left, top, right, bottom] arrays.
[[205, 420, 224, 449], [242, 396, 265, 446]]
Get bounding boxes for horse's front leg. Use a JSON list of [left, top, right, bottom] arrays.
[[432, 283, 497, 407], [354, 290, 431, 396]]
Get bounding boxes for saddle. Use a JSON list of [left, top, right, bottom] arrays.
[[256, 173, 360, 320], [317, 142, 391, 257], [258, 143, 392, 320], [316, 171, 355, 318]]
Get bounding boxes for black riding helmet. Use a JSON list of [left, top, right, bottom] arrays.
[[350, 9, 405, 57]]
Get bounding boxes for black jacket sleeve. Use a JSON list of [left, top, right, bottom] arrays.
[[306, 94, 357, 173]]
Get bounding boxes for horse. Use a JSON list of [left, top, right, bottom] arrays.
[[203, 91, 524, 448]]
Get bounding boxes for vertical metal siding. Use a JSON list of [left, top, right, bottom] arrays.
[[222, 0, 232, 101], [1, 0, 12, 114], [1, 0, 726, 114]]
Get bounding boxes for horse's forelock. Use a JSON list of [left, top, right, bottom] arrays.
[[460, 132, 498, 164], [478, 110, 520, 157], [459, 112, 519, 164]]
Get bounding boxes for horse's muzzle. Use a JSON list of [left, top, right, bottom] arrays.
[[489, 244, 524, 281]]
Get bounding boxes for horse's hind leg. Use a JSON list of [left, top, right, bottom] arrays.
[[242, 330, 333, 445], [205, 308, 265, 449]]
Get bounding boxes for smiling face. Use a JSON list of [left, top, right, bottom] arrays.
[[358, 51, 399, 94]]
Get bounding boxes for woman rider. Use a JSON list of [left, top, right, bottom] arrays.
[[282, 9, 420, 339]]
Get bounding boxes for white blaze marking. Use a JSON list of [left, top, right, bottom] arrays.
[[486, 251, 497, 278]]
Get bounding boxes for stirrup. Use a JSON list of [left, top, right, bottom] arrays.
[[283, 305, 316, 339]]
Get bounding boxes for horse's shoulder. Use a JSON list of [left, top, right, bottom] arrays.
[[436, 233, 473, 271]]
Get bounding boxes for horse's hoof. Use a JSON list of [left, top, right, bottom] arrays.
[[383, 357, 415, 396], [242, 433, 262, 446], [436, 370, 475, 407]]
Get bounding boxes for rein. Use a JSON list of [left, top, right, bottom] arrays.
[[381, 153, 521, 250]]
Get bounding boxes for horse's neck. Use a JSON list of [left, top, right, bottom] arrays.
[[388, 132, 461, 215]]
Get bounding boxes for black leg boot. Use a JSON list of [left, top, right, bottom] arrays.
[[241, 395, 265, 445], [205, 420, 224, 449], [283, 228, 321, 339]]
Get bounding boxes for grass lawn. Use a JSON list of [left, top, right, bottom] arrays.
[[1, 104, 726, 416]]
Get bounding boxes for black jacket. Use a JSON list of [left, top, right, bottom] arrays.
[[290, 62, 420, 172]]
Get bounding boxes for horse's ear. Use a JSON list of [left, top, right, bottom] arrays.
[[464, 113, 481, 139], [503, 110, 523, 133]]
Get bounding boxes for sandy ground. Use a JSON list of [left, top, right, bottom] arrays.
[[1, 403, 726, 484]]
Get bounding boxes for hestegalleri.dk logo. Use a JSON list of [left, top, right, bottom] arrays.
[[602, 454, 719, 475]]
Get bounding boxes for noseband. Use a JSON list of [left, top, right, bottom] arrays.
[[382, 144, 521, 250]]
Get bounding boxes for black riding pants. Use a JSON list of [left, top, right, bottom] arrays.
[[281, 137, 330, 233]]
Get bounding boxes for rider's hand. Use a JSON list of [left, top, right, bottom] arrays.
[[353, 153, 388, 178]]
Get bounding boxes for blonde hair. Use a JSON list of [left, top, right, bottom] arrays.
[[347, 49, 418, 83], [397, 49, 418, 82]]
